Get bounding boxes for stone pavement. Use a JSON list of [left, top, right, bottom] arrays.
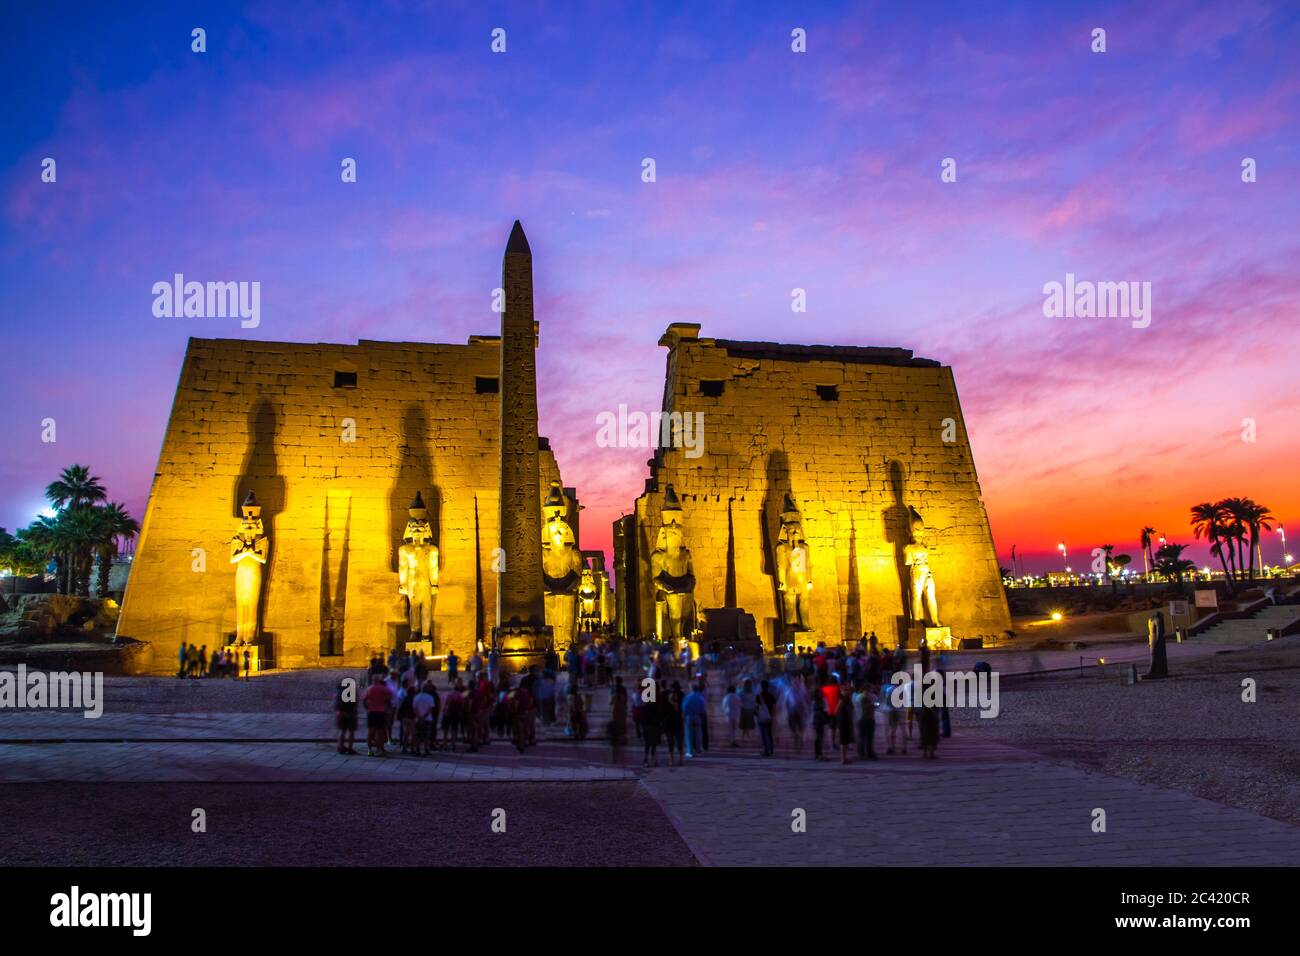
[[0, 711, 339, 742], [938, 639, 1232, 675], [4, 641, 1298, 867], [0, 739, 635, 783], [639, 759, 1300, 866]]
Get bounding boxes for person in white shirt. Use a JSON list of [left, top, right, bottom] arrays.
[[721, 685, 742, 747], [413, 681, 437, 755]]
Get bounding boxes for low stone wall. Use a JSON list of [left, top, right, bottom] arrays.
[[0, 638, 154, 675]]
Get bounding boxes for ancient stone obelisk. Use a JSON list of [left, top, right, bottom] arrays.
[[492, 220, 551, 668]]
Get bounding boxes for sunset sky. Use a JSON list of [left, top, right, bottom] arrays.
[[2, 0, 1298, 573]]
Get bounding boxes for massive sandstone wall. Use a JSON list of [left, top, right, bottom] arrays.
[[118, 336, 563, 671], [630, 324, 1010, 648]]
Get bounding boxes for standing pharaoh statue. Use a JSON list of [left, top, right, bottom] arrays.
[[230, 491, 269, 646], [578, 563, 599, 631], [774, 493, 813, 633], [651, 485, 697, 647], [904, 509, 941, 627], [397, 492, 439, 644], [541, 482, 581, 650]]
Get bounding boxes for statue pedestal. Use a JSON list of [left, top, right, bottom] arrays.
[[925, 626, 955, 651], [786, 628, 816, 651], [406, 640, 434, 659], [491, 623, 553, 675], [907, 625, 954, 651], [223, 645, 260, 674]]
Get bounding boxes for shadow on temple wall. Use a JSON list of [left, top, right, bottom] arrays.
[[233, 399, 285, 650], [761, 450, 791, 634], [883, 459, 912, 646], [319, 494, 351, 657], [388, 404, 440, 574], [724, 497, 737, 608], [844, 518, 862, 641]]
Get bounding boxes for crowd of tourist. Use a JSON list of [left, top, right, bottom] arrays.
[[176, 642, 252, 680], [332, 635, 952, 765], [336, 650, 567, 757]]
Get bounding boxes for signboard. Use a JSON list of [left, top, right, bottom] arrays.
[[1194, 590, 1219, 609], [1168, 600, 1190, 618]]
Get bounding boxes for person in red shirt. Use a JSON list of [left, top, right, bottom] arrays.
[[468, 678, 493, 752], [362, 675, 394, 756], [821, 678, 841, 748]]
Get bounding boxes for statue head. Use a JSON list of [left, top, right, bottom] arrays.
[[661, 483, 684, 527], [403, 491, 432, 545], [238, 491, 264, 537], [542, 482, 573, 549], [543, 481, 567, 523], [909, 507, 926, 543], [778, 493, 805, 544], [659, 485, 687, 552]]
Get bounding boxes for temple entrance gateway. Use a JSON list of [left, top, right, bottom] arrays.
[[118, 222, 1009, 671]]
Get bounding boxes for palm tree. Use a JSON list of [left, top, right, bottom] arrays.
[[0, 529, 47, 595], [1099, 544, 1113, 577], [53, 508, 101, 596], [41, 466, 112, 595], [1240, 499, 1274, 580], [0, 528, 15, 593], [1107, 553, 1132, 592], [1191, 501, 1235, 589], [19, 516, 64, 592], [45, 465, 107, 512], [92, 503, 140, 598], [1216, 497, 1253, 581], [1139, 527, 1157, 577], [1154, 543, 1196, 588]]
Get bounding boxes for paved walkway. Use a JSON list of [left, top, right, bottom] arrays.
[[0, 739, 636, 783], [937, 639, 1232, 675], [6, 716, 1300, 866], [4, 638, 1295, 867], [639, 759, 1300, 866]]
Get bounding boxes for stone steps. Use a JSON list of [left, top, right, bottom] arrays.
[[1191, 605, 1300, 645]]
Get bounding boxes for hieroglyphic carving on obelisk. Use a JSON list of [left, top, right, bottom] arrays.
[[496, 220, 547, 630]]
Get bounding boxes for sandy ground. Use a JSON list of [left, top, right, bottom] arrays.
[[952, 639, 1300, 827], [0, 780, 697, 866]]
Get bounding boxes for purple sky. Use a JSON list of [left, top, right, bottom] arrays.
[[2, 0, 1298, 572]]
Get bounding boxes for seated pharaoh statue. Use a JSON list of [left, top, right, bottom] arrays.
[[541, 481, 581, 649]]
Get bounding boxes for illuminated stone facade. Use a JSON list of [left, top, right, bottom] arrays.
[[621, 323, 1010, 648], [119, 229, 1008, 669], [117, 335, 565, 670]]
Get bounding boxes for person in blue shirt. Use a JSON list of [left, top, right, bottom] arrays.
[[682, 683, 708, 758]]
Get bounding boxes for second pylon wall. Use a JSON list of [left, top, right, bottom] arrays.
[[630, 327, 1011, 647]]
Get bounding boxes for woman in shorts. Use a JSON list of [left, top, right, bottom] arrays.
[[334, 680, 358, 755]]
